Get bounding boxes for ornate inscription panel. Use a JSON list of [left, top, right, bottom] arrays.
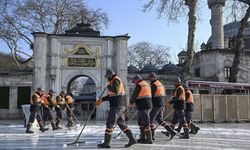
[[62, 44, 101, 68], [68, 58, 95, 67]]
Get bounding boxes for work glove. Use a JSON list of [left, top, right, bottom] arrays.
[[96, 98, 103, 106]]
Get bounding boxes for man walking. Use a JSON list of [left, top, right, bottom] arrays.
[[148, 72, 167, 141], [96, 69, 137, 148], [167, 78, 189, 139], [41, 89, 59, 130], [65, 93, 74, 127], [26, 87, 49, 133], [184, 85, 200, 134], [55, 91, 66, 129], [129, 74, 153, 144]]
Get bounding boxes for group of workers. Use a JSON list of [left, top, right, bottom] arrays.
[[96, 69, 200, 148], [26, 88, 74, 133], [25, 68, 200, 148]]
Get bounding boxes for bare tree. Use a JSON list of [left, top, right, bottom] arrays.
[[0, 0, 109, 68], [225, 0, 250, 83], [128, 41, 170, 69], [143, 0, 199, 81]]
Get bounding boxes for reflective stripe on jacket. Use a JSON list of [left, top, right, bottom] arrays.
[[137, 80, 151, 99], [152, 80, 165, 97], [108, 76, 125, 97]]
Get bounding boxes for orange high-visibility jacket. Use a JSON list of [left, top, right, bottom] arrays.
[[65, 95, 74, 104], [30, 93, 42, 105], [137, 80, 152, 99], [173, 85, 185, 101], [152, 80, 165, 97], [56, 94, 66, 105], [185, 89, 194, 103], [41, 95, 50, 107], [108, 76, 125, 97]]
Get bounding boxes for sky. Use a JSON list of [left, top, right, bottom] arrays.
[[86, 0, 212, 63], [0, 0, 212, 64]]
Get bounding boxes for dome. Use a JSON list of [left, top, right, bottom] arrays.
[[84, 78, 95, 85], [207, 21, 250, 45], [161, 63, 180, 73], [141, 64, 158, 73], [177, 50, 187, 57], [128, 65, 139, 73], [65, 23, 100, 36]]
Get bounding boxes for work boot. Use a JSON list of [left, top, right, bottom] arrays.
[[174, 124, 182, 132], [66, 117, 74, 127], [164, 125, 176, 141], [38, 122, 49, 132], [189, 123, 200, 135], [145, 130, 153, 144], [66, 122, 73, 127], [67, 117, 74, 127], [124, 130, 137, 147], [179, 127, 189, 139], [51, 122, 59, 130], [137, 128, 146, 143], [161, 131, 170, 137], [97, 133, 111, 148], [26, 123, 34, 133], [42, 121, 46, 127], [55, 119, 62, 129], [151, 129, 155, 141]]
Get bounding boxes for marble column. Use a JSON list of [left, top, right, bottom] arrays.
[[32, 32, 48, 92], [114, 36, 129, 105]]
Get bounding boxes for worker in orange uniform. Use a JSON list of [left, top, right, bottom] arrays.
[[26, 87, 49, 133], [129, 74, 153, 144], [148, 72, 168, 141], [65, 93, 75, 127], [41, 89, 59, 130], [96, 69, 137, 148], [184, 85, 200, 134], [167, 78, 189, 139]]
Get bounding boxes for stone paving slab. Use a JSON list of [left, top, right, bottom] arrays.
[[0, 121, 250, 150]]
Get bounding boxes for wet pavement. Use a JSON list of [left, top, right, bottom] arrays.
[[0, 120, 250, 150]]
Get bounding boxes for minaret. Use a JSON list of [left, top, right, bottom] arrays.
[[208, 0, 225, 49]]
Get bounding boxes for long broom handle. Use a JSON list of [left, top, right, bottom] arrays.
[[74, 87, 107, 142], [65, 102, 80, 125], [59, 106, 79, 129], [115, 110, 138, 138], [154, 109, 174, 130]]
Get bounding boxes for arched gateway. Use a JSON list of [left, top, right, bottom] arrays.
[[32, 23, 128, 120]]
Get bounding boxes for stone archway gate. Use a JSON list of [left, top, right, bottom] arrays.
[[32, 23, 129, 120]]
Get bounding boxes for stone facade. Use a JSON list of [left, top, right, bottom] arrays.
[[2, 1, 250, 119], [0, 70, 32, 119], [32, 23, 129, 120], [192, 49, 250, 83], [179, 0, 250, 85], [0, 23, 129, 120]]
